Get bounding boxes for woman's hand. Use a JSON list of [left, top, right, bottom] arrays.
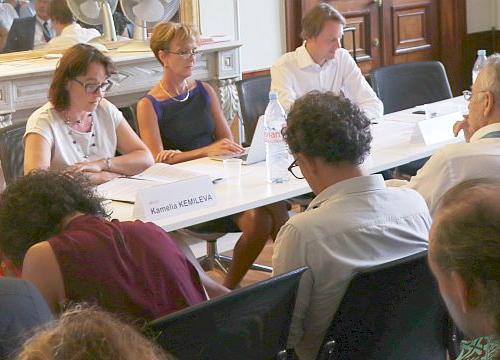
[[156, 149, 182, 163], [64, 160, 105, 174], [83, 171, 121, 185], [205, 138, 244, 157]]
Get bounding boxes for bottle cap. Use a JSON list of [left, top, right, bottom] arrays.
[[478, 49, 486, 56], [268, 92, 278, 100]]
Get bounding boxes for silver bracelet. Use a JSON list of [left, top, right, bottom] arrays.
[[105, 157, 112, 171]]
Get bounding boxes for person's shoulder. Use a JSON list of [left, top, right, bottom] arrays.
[[385, 185, 429, 211], [27, 103, 55, 123], [273, 49, 297, 68], [97, 98, 119, 112]]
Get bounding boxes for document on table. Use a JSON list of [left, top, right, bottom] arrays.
[[96, 163, 207, 203]]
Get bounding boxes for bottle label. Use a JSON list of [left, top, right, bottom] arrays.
[[264, 130, 283, 143]]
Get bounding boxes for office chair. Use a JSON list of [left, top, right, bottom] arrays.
[[316, 251, 448, 360], [370, 61, 452, 115], [0, 121, 26, 186], [145, 267, 308, 360], [370, 61, 453, 177]]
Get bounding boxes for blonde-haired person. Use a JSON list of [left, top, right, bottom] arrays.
[[429, 178, 500, 360], [137, 22, 288, 289], [16, 306, 174, 360]]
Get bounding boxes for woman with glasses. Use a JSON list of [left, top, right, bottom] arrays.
[[137, 22, 288, 289], [24, 43, 154, 184]]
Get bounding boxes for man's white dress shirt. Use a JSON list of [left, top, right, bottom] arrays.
[[403, 122, 500, 216], [271, 43, 383, 120], [272, 175, 430, 360]]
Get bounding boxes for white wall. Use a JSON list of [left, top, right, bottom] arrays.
[[198, 0, 286, 72], [466, 0, 500, 33]]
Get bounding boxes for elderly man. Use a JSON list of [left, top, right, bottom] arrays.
[[272, 91, 430, 360], [392, 54, 500, 216], [3, 0, 53, 53], [270, 3, 382, 121]]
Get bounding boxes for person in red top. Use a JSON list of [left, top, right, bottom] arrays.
[[0, 170, 227, 320]]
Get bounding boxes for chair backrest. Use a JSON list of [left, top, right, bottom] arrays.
[[236, 75, 271, 145], [317, 251, 448, 360], [145, 267, 307, 360], [0, 122, 26, 186], [370, 61, 453, 114]]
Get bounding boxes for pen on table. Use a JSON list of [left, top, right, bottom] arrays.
[[212, 178, 224, 184]]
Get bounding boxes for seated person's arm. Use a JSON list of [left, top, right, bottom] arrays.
[[22, 242, 65, 314], [24, 133, 51, 174], [270, 62, 296, 113], [137, 82, 243, 165], [0, 27, 8, 53], [65, 119, 154, 184], [170, 231, 229, 298]]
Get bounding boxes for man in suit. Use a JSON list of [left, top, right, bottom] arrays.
[[3, 0, 53, 53]]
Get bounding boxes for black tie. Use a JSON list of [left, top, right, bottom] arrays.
[[42, 21, 51, 42]]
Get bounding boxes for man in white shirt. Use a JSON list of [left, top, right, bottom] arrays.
[[272, 91, 430, 360], [0, 1, 18, 51], [391, 54, 500, 216], [46, 0, 101, 50], [270, 3, 383, 121]]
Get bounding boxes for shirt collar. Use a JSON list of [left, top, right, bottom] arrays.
[[307, 174, 386, 211], [296, 42, 333, 70], [470, 122, 500, 142]]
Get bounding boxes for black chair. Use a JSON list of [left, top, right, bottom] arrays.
[[0, 122, 26, 186], [370, 61, 452, 115], [370, 61, 453, 177], [145, 267, 308, 360], [236, 75, 271, 146], [316, 251, 448, 360]]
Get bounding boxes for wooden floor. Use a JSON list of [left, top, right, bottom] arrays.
[[206, 240, 274, 287]]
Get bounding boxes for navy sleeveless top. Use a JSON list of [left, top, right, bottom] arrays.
[[143, 80, 215, 151]]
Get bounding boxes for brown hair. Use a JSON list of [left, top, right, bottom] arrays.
[[149, 22, 200, 66], [301, 3, 346, 40], [431, 178, 500, 340], [16, 306, 174, 360], [49, 0, 74, 25], [49, 44, 115, 111]]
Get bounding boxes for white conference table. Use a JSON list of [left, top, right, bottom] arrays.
[[108, 96, 467, 232]]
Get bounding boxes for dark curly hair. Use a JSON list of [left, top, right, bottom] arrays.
[[49, 43, 115, 111], [283, 91, 372, 165], [0, 171, 109, 267]]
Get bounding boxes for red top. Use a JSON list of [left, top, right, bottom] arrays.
[[48, 215, 207, 321]]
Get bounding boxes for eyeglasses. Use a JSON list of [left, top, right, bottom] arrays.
[[462, 89, 487, 101], [287, 159, 304, 179], [73, 78, 113, 94], [163, 49, 202, 59]]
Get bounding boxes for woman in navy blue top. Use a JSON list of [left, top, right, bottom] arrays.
[[137, 22, 288, 289]]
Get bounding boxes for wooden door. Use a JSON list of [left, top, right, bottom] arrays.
[[381, 0, 439, 65], [330, 0, 382, 74]]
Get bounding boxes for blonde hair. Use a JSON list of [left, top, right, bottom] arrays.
[[16, 306, 173, 360], [150, 22, 200, 66], [301, 3, 346, 40]]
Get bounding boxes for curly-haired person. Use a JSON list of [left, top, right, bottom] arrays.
[[0, 171, 228, 321], [272, 91, 431, 360]]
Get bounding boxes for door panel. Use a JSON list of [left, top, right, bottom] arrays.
[[383, 0, 438, 64]]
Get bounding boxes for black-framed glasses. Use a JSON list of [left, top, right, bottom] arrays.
[[462, 89, 487, 101], [164, 49, 202, 59], [73, 78, 113, 94], [287, 159, 304, 179]]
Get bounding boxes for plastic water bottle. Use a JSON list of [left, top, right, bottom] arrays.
[[472, 49, 487, 84], [264, 92, 289, 183]]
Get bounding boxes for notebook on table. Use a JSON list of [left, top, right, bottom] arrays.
[[209, 115, 266, 165]]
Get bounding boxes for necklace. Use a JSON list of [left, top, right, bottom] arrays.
[[63, 112, 97, 159], [158, 79, 190, 102]]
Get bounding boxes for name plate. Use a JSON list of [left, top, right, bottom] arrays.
[[132, 175, 217, 221], [411, 111, 463, 145]]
